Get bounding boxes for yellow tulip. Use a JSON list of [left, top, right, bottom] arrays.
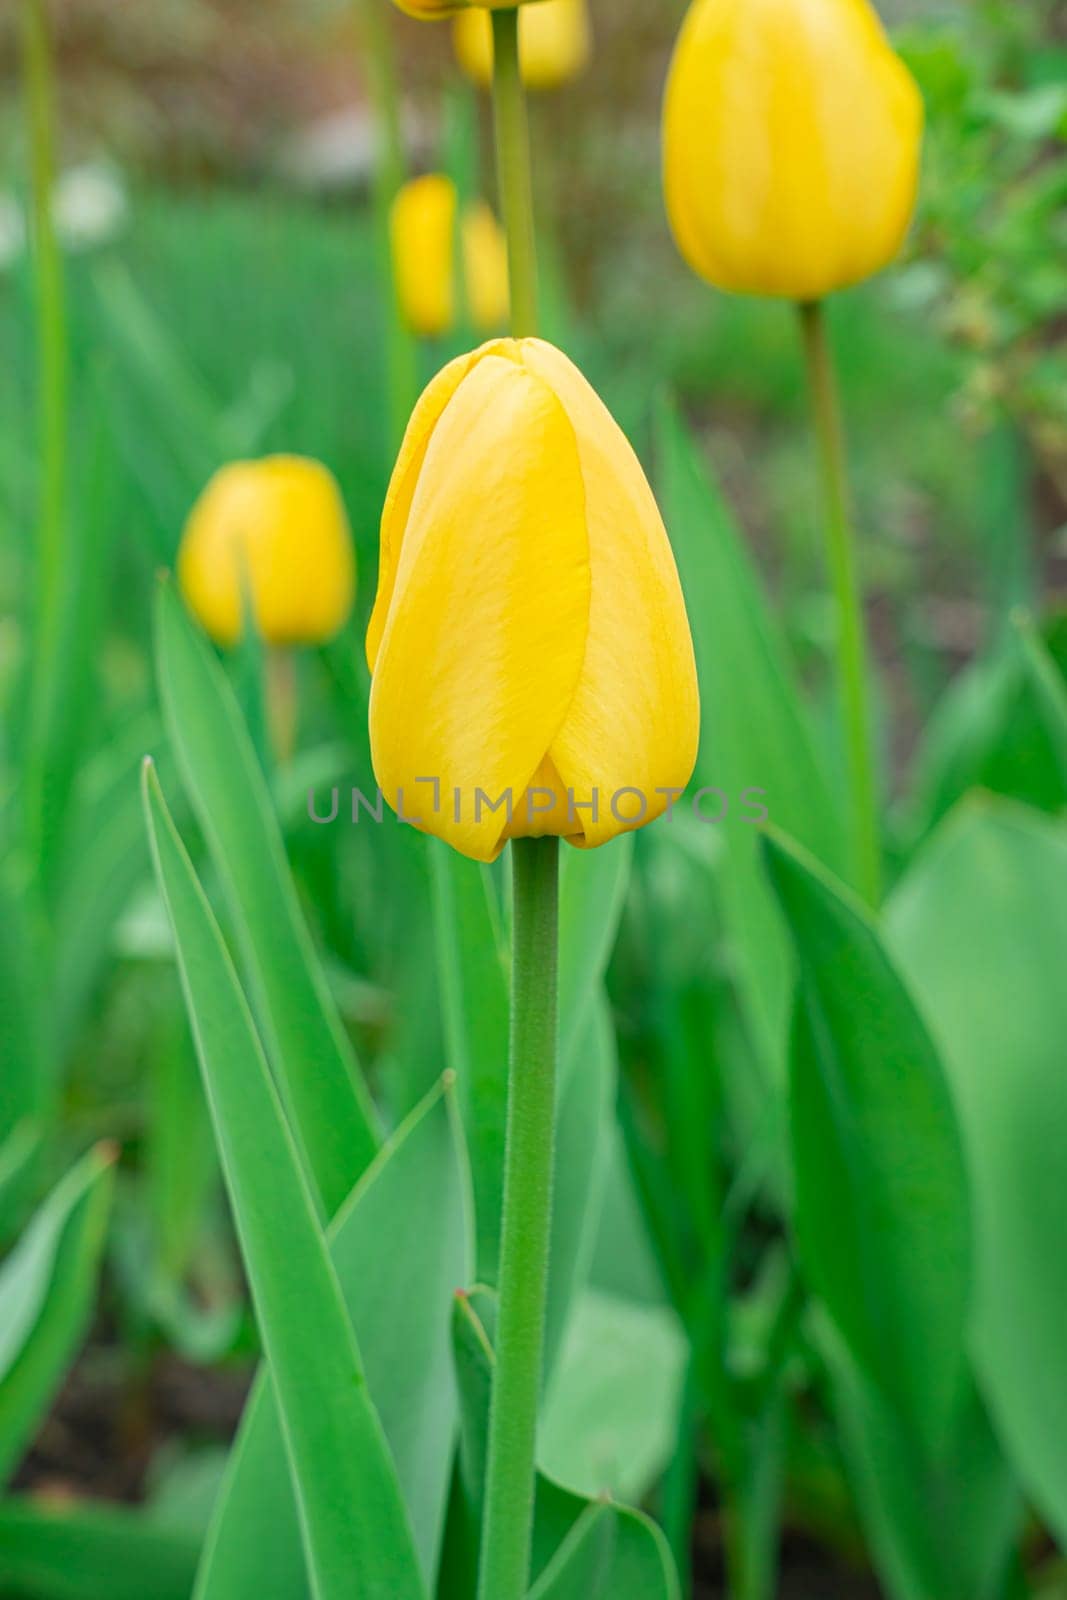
[[178, 457, 355, 648], [663, 0, 923, 300], [366, 339, 700, 862], [390, 175, 509, 337], [453, 0, 590, 90]]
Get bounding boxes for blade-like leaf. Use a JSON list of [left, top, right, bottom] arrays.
[[888, 799, 1067, 1544], [0, 1499, 200, 1600], [195, 1076, 470, 1598], [655, 399, 844, 1093], [154, 576, 379, 1218], [141, 760, 423, 1600], [763, 830, 970, 1451], [0, 1144, 115, 1485]]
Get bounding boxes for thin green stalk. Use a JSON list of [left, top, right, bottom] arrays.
[[798, 300, 880, 906], [491, 8, 539, 338], [477, 836, 560, 1600], [21, 0, 69, 859], [360, 0, 418, 450]]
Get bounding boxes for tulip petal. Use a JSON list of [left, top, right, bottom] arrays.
[[367, 341, 512, 671], [370, 353, 592, 861], [518, 341, 700, 847]]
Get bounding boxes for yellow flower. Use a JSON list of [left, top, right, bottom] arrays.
[[178, 457, 355, 647], [390, 176, 510, 338], [663, 0, 924, 301], [366, 340, 700, 862], [453, 0, 590, 90]]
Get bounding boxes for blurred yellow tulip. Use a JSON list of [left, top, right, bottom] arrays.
[[663, 0, 923, 300], [366, 339, 700, 862], [178, 457, 355, 648], [390, 175, 509, 337], [453, 0, 590, 90]]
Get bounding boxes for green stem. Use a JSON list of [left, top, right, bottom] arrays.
[[477, 836, 560, 1600], [798, 300, 880, 906], [491, 8, 539, 338], [360, 0, 418, 450], [21, 0, 68, 858]]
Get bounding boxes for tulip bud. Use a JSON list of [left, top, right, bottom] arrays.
[[178, 457, 355, 648], [366, 340, 700, 862], [663, 0, 923, 301], [390, 175, 509, 338], [453, 0, 590, 90]]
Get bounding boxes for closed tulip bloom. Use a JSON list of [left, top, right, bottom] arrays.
[[179, 457, 355, 647], [453, 0, 590, 90], [366, 340, 700, 862], [390, 176, 510, 337], [663, 0, 923, 300]]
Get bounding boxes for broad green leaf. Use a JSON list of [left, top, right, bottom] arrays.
[[142, 761, 423, 1600], [0, 1125, 42, 1242], [762, 831, 970, 1451], [540, 1289, 687, 1504], [154, 576, 379, 1218], [544, 997, 614, 1378], [430, 844, 509, 1281], [0, 871, 44, 1142], [828, 1336, 1019, 1600], [195, 1077, 470, 1598], [529, 1501, 680, 1600], [903, 615, 1067, 846], [888, 799, 1067, 1544], [0, 1145, 115, 1485], [654, 399, 844, 1090], [0, 1499, 200, 1600], [558, 838, 632, 1080]]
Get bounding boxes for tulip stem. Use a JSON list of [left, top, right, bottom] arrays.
[[266, 646, 298, 768], [491, 7, 539, 337], [21, 0, 68, 860], [798, 299, 880, 906], [478, 836, 559, 1600]]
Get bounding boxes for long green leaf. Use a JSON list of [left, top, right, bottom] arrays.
[[763, 830, 970, 1451], [141, 760, 423, 1600], [195, 1076, 470, 1598], [0, 1499, 200, 1600], [888, 798, 1067, 1544], [154, 576, 379, 1218], [655, 399, 844, 1096], [0, 1144, 115, 1485]]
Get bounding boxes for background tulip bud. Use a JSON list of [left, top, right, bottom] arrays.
[[453, 0, 591, 90], [663, 0, 924, 300], [390, 175, 509, 337], [178, 456, 355, 648], [366, 339, 700, 862]]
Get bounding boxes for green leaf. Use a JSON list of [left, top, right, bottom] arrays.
[[154, 575, 379, 1218], [141, 761, 424, 1600], [762, 830, 971, 1451], [195, 1077, 470, 1598], [529, 1501, 680, 1600], [430, 845, 509, 1282], [828, 1341, 1019, 1600], [654, 399, 844, 1091], [0, 1144, 115, 1485], [540, 1289, 687, 1504], [888, 799, 1067, 1545], [0, 1499, 200, 1600], [558, 838, 632, 1078], [0, 871, 45, 1142]]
